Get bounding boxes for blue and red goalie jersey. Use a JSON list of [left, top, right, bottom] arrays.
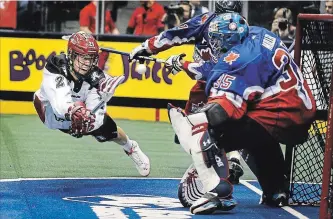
[[182, 26, 316, 144], [145, 14, 315, 143]]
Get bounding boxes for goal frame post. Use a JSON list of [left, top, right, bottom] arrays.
[[292, 13, 333, 219]]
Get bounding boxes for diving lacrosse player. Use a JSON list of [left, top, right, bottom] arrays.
[[165, 13, 316, 214], [130, 0, 245, 188], [33, 31, 150, 177]]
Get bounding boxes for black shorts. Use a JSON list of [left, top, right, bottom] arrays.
[[217, 116, 277, 152], [60, 114, 118, 142], [217, 116, 287, 195]]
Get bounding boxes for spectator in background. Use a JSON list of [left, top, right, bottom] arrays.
[[325, 0, 333, 14], [0, 0, 17, 29], [126, 0, 165, 36], [271, 8, 296, 40], [80, 0, 120, 35], [162, 1, 194, 30], [189, 0, 209, 17]]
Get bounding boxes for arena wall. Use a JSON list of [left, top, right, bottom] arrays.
[[0, 32, 196, 122]]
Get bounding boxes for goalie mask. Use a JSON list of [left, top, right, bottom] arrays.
[[208, 13, 249, 58], [67, 31, 99, 82]]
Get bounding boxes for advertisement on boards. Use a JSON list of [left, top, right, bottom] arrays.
[[0, 37, 196, 101]]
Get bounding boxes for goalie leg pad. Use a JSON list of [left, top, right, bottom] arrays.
[[189, 151, 235, 215], [210, 149, 233, 199], [168, 105, 232, 196], [178, 167, 233, 210], [167, 105, 193, 154], [189, 152, 235, 214], [178, 164, 205, 207], [178, 151, 232, 207], [200, 130, 220, 168], [185, 129, 221, 193], [168, 106, 218, 192]]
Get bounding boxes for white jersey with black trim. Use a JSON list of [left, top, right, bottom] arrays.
[[34, 67, 107, 131]]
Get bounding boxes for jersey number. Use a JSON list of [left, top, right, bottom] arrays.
[[273, 48, 298, 90], [213, 74, 236, 90], [272, 48, 313, 109], [55, 76, 65, 89]]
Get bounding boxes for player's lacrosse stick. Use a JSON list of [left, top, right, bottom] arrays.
[[100, 47, 166, 64], [61, 35, 166, 63], [61, 35, 72, 41], [91, 100, 105, 114]]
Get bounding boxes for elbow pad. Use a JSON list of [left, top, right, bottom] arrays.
[[200, 102, 229, 128]]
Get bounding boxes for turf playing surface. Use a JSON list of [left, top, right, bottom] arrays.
[[0, 114, 319, 218], [1, 114, 258, 180]]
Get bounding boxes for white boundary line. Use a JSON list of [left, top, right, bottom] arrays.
[[1, 177, 320, 185], [240, 180, 309, 219], [0, 177, 181, 182]]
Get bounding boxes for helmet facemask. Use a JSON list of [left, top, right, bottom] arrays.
[[209, 32, 227, 58], [208, 13, 248, 59], [68, 49, 98, 82], [209, 32, 241, 59]]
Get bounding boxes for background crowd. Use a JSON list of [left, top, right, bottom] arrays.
[[0, 0, 333, 41]]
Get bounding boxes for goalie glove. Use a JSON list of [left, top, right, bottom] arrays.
[[67, 102, 95, 138], [165, 54, 186, 75], [129, 43, 152, 62], [97, 75, 125, 103]]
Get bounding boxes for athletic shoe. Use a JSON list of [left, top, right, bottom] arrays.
[[260, 192, 289, 207], [190, 192, 237, 214], [125, 141, 150, 177]]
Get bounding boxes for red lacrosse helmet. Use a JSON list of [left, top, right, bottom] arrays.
[[67, 31, 99, 81]]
